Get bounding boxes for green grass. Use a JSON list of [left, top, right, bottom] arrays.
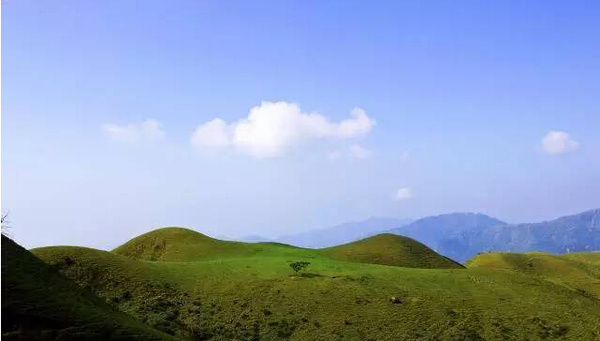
[[562, 252, 600, 266], [28, 227, 600, 340], [112, 228, 461, 269], [1, 235, 173, 341], [112, 227, 305, 262], [467, 252, 600, 299], [321, 233, 464, 269]]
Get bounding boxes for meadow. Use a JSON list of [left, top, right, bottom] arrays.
[[11, 227, 598, 340]]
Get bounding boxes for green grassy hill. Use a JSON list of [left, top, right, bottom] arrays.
[[467, 252, 600, 299], [321, 233, 464, 269], [27, 228, 600, 340], [112, 228, 459, 269], [1, 235, 172, 341], [112, 227, 302, 262], [562, 252, 600, 266], [112, 227, 251, 261]]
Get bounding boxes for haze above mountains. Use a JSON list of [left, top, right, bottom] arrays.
[[243, 208, 600, 262]]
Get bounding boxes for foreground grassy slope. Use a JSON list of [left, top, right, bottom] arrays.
[[33, 229, 600, 340], [1, 235, 172, 341], [467, 252, 600, 299], [321, 233, 463, 269]]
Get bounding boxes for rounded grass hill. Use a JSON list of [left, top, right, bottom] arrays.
[[321, 233, 464, 269], [1, 235, 172, 341], [26, 227, 600, 340], [112, 227, 310, 262], [112, 227, 253, 261], [112, 227, 460, 269]]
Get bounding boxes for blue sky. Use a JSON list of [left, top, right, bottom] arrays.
[[3, 1, 600, 249]]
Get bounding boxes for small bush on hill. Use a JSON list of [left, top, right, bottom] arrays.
[[289, 261, 310, 274]]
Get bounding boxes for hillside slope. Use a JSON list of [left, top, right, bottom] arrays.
[[114, 228, 459, 269], [33, 229, 600, 340], [467, 252, 600, 299], [112, 227, 301, 261], [1, 235, 172, 341], [112, 227, 248, 261], [321, 234, 463, 269]]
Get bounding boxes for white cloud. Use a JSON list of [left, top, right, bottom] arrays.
[[337, 108, 375, 138], [349, 144, 371, 159], [541, 131, 579, 155], [190, 118, 231, 148], [102, 119, 165, 144], [190, 101, 375, 158], [395, 187, 412, 201]]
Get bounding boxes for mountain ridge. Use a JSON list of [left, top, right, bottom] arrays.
[[276, 217, 412, 248], [389, 208, 600, 262]]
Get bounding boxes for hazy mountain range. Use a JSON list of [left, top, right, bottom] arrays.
[[388, 208, 600, 262], [274, 217, 413, 248], [237, 217, 413, 248], [264, 208, 600, 263], [387, 213, 506, 262]]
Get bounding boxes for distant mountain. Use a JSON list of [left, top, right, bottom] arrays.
[[473, 208, 600, 256], [235, 234, 273, 243], [277, 217, 412, 248], [388, 209, 600, 263], [388, 213, 505, 262]]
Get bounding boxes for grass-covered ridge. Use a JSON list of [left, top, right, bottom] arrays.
[[112, 227, 303, 262], [321, 233, 464, 269], [27, 227, 600, 340], [112, 227, 251, 261], [467, 251, 600, 299], [111, 227, 460, 269], [1, 235, 172, 341]]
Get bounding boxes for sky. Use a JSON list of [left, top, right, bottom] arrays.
[[2, 0, 600, 249]]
